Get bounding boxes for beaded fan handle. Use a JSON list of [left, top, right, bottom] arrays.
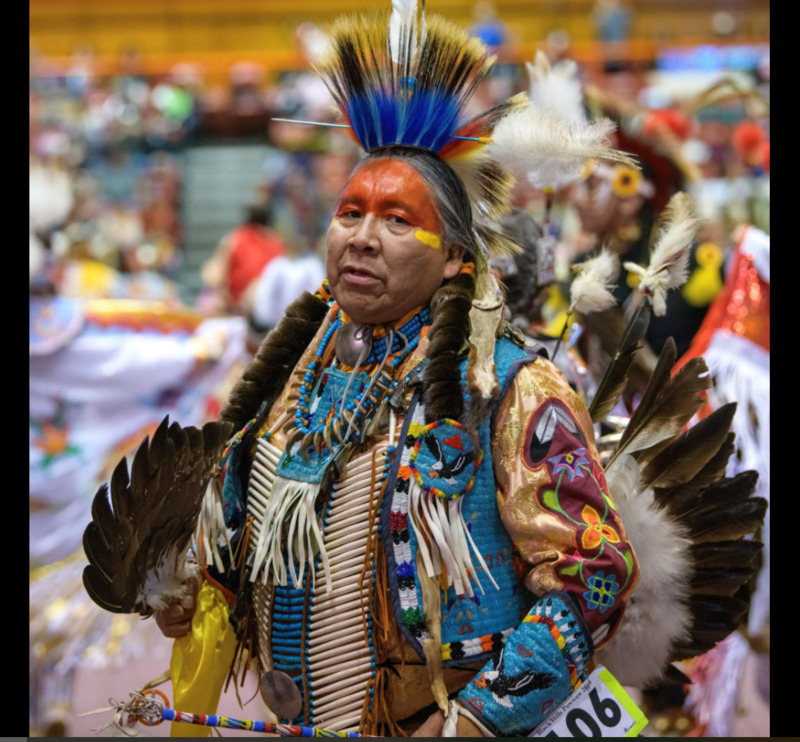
[[97, 689, 371, 737]]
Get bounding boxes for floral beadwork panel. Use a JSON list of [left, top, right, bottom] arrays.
[[492, 359, 638, 644]]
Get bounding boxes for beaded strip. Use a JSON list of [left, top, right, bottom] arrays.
[[521, 597, 592, 689]]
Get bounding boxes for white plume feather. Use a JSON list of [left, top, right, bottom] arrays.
[[623, 192, 702, 316], [389, 0, 426, 64], [489, 99, 636, 190], [526, 51, 587, 127], [568, 248, 620, 315]]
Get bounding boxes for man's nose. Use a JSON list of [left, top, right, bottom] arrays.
[[349, 214, 381, 251]]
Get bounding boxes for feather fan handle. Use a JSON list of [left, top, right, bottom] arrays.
[[488, 101, 637, 189], [623, 192, 702, 316], [568, 248, 620, 315]]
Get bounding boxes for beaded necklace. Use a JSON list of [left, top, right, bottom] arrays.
[[286, 307, 430, 460]]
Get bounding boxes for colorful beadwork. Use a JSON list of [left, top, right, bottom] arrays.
[[408, 418, 483, 500], [458, 594, 591, 736]]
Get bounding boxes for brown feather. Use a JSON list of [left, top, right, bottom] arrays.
[[660, 664, 692, 686], [688, 496, 767, 543], [640, 403, 737, 489], [689, 540, 762, 569], [653, 432, 736, 511], [690, 567, 759, 596], [681, 470, 760, 522], [587, 303, 650, 423], [667, 595, 749, 661], [607, 339, 709, 470]]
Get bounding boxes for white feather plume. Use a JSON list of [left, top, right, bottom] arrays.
[[389, 0, 426, 64], [489, 99, 637, 190], [623, 192, 702, 316], [595, 453, 693, 688], [526, 51, 587, 127], [568, 248, 620, 315]]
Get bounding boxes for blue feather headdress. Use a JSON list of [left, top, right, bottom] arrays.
[[318, 13, 492, 154], [315, 10, 526, 278]]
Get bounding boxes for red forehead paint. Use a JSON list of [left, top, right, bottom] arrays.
[[335, 160, 442, 234]]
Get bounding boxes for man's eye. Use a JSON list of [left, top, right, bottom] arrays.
[[338, 210, 361, 221], [387, 214, 410, 226]]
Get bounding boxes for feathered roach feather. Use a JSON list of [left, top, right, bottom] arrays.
[[623, 192, 702, 316], [439, 94, 527, 161], [317, 11, 518, 274], [82, 416, 233, 616], [318, 13, 492, 154], [388, 0, 425, 65], [640, 402, 737, 489]]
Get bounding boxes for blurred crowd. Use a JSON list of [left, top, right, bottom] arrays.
[[30, 3, 769, 738]]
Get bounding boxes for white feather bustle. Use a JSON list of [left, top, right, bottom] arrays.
[[595, 453, 693, 688]]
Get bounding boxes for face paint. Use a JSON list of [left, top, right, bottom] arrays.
[[414, 229, 442, 250], [332, 159, 443, 238]]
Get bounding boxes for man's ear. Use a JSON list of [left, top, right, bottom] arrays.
[[443, 244, 466, 279]]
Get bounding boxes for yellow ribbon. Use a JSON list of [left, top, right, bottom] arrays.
[[169, 581, 237, 737]]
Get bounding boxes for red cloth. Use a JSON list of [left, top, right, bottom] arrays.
[[226, 225, 287, 305]]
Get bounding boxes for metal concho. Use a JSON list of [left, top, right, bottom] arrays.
[[259, 670, 303, 721], [334, 321, 373, 367]]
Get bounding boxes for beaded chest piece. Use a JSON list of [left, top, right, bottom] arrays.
[[246, 308, 429, 594]]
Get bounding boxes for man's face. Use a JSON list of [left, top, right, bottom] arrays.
[[326, 159, 464, 325], [569, 172, 645, 237]]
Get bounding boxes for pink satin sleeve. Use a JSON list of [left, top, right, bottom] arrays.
[[492, 357, 638, 646]]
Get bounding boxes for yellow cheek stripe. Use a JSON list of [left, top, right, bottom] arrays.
[[415, 229, 442, 249]]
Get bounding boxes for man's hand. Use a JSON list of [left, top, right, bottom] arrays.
[[411, 707, 485, 737], [154, 574, 202, 638]]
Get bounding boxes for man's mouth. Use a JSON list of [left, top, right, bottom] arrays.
[[342, 266, 379, 282]]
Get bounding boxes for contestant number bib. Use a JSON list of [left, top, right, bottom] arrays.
[[529, 666, 647, 737]]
